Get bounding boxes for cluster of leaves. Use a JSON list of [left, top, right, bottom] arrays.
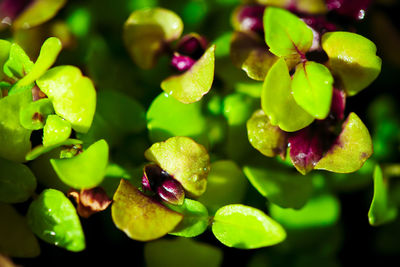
[[1, 0, 400, 266]]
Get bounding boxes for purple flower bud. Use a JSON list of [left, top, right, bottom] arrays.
[[326, 0, 372, 20], [237, 5, 265, 34], [177, 34, 208, 60], [0, 0, 32, 21], [171, 53, 196, 72], [330, 89, 346, 121], [157, 179, 185, 205], [142, 164, 165, 192]]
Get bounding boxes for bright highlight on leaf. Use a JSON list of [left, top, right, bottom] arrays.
[[292, 61, 334, 119], [263, 7, 313, 62], [50, 139, 109, 189], [112, 179, 183, 241], [212, 204, 286, 249], [37, 65, 96, 133], [261, 58, 314, 132], [322, 31, 382, 96], [161, 45, 215, 104], [368, 165, 397, 226], [43, 115, 72, 147], [145, 136, 210, 197]]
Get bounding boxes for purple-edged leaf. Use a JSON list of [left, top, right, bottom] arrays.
[[326, 0, 372, 20], [264, 7, 313, 62], [246, 109, 287, 157], [144, 137, 210, 198], [261, 58, 314, 132], [231, 5, 265, 34], [292, 61, 334, 120], [161, 45, 215, 104], [230, 31, 277, 81], [123, 8, 183, 69], [111, 179, 183, 241], [288, 127, 323, 175], [322, 31, 382, 96], [315, 112, 373, 173]]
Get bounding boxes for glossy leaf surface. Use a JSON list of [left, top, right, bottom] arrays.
[[212, 204, 286, 249], [198, 160, 248, 214], [124, 8, 183, 69], [145, 238, 223, 267], [17, 37, 62, 87], [247, 109, 287, 157], [243, 165, 313, 209], [322, 32, 382, 96], [144, 137, 210, 197], [368, 165, 397, 226], [51, 139, 108, 189], [0, 203, 40, 257], [264, 7, 313, 61], [161, 45, 215, 104], [315, 113, 373, 173], [0, 90, 32, 162], [0, 157, 36, 203], [167, 199, 209, 237], [112, 179, 183, 241], [270, 194, 340, 229], [261, 58, 314, 132], [3, 43, 34, 81], [25, 139, 82, 161], [36, 65, 96, 133], [43, 115, 71, 147], [292, 61, 333, 119], [27, 189, 85, 252]]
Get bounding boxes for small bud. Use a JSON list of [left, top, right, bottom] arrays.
[[171, 53, 196, 72], [237, 5, 265, 34], [68, 187, 112, 218], [176, 34, 208, 60], [157, 179, 185, 205]]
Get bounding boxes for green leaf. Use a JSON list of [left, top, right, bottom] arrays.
[[0, 90, 33, 162], [144, 238, 223, 267], [261, 58, 314, 132], [144, 137, 210, 197], [212, 204, 286, 249], [112, 179, 183, 241], [264, 7, 313, 62], [166, 199, 209, 237], [3, 43, 34, 81], [243, 165, 313, 209], [0, 157, 36, 203], [322, 31, 382, 96], [12, 0, 67, 30], [0, 40, 11, 80], [123, 7, 183, 69], [50, 139, 109, 189], [246, 109, 287, 157], [25, 139, 82, 161], [19, 98, 54, 130], [230, 31, 277, 81], [78, 90, 146, 147], [161, 45, 215, 104], [17, 37, 62, 87], [43, 115, 72, 147], [292, 61, 334, 119], [0, 203, 40, 257], [223, 92, 258, 126], [315, 113, 373, 173], [197, 160, 248, 214], [36, 65, 96, 133], [368, 165, 397, 226], [269, 194, 340, 229], [146, 93, 208, 145], [27, 189, 85, 252]]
